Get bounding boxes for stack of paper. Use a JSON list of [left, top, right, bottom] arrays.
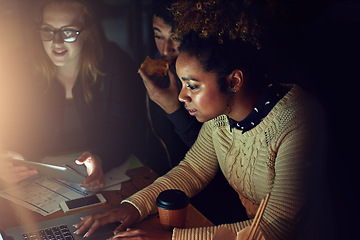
[[0, 153, 133, 216]]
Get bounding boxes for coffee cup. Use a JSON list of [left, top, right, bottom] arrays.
[[156, 189, 189, 230]]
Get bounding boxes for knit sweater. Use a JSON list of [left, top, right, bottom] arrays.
[[123, 84, 324, 239]]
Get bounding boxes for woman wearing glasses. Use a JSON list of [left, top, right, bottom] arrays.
[[0, 0, 145, 191]]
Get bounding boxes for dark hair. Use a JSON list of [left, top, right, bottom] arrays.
[[152, 0, 177, 28], [179, 31, 267, 93]]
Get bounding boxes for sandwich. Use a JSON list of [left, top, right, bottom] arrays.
[[140, 56, 170, 86]]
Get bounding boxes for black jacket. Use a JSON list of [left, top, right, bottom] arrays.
[[143, 53, 202, 175], [1, 42, 146, 172]]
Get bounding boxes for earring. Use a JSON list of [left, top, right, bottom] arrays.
[[228, 79, 239, 93], [228, 85, 237, 93]]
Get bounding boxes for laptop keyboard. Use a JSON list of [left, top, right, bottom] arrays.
[[22, 225, 74, 240]]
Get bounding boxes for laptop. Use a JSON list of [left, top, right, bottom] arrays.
[[2, 209, 118, 240]]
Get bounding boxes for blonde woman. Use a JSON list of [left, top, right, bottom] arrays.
[[0, 0, 145, 191]]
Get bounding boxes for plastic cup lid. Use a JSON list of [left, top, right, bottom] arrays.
[[156, 189, 189, 210]]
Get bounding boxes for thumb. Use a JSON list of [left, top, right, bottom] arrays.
[[75, 159, 84, 165], [75, 158, 85, 165], [113, 223, 128, 235], [75, 152, 91, 165], [113, 215, 137, 235]]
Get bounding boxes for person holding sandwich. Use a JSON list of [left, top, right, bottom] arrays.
[[138, 0, 202, 175]]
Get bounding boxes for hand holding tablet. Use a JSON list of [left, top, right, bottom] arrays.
[[4, 157, 86, 183]]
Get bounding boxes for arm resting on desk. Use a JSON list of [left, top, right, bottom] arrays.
[[122, 122, 218, 221], [120, 123, 253, 239], [172, 221, 252, 240], [121, 99, 321, 240]]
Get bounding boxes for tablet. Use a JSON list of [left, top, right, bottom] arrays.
[[9, 158, 86, 183]]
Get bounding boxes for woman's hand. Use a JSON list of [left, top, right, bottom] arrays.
[[0, 151, 38, 183], [74, 202, 140, 238], [75, 152, 104, 192], [110, 228, 172, 240], [139, 68, 180, 114]]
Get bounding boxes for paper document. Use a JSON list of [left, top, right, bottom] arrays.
[[0, 176, 88, 216], [0, 153, 133, 216]]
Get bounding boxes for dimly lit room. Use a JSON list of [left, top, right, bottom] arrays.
[[0, 0, 358, 239]]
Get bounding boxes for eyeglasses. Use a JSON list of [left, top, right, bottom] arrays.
[[39, 28, 81, 43]]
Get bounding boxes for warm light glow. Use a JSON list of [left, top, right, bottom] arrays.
[[0, 1, 40, 232]]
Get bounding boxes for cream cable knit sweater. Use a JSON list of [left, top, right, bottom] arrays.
[[123, 84, 324, 239]]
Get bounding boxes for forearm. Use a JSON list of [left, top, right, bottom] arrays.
[[172, 221, 252, 240], [123, 123, 218, 220], [122, 158, 217, 221]]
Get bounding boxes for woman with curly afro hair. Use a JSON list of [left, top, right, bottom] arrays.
[[74, 1, 326, 239]]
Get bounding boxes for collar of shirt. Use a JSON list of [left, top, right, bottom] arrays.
[[228, 83, 290, 133]]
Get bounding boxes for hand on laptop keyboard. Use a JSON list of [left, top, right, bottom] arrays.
[[23, 225, 73, 240]]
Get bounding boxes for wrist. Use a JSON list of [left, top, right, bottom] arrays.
[[121, 200, 141, 220], [172, 228, 176, 240]]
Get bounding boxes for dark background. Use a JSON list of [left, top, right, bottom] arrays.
[[1, 0, 359, 238]]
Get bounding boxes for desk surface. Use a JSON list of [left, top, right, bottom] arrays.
[[0, 166, 214, 231]]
